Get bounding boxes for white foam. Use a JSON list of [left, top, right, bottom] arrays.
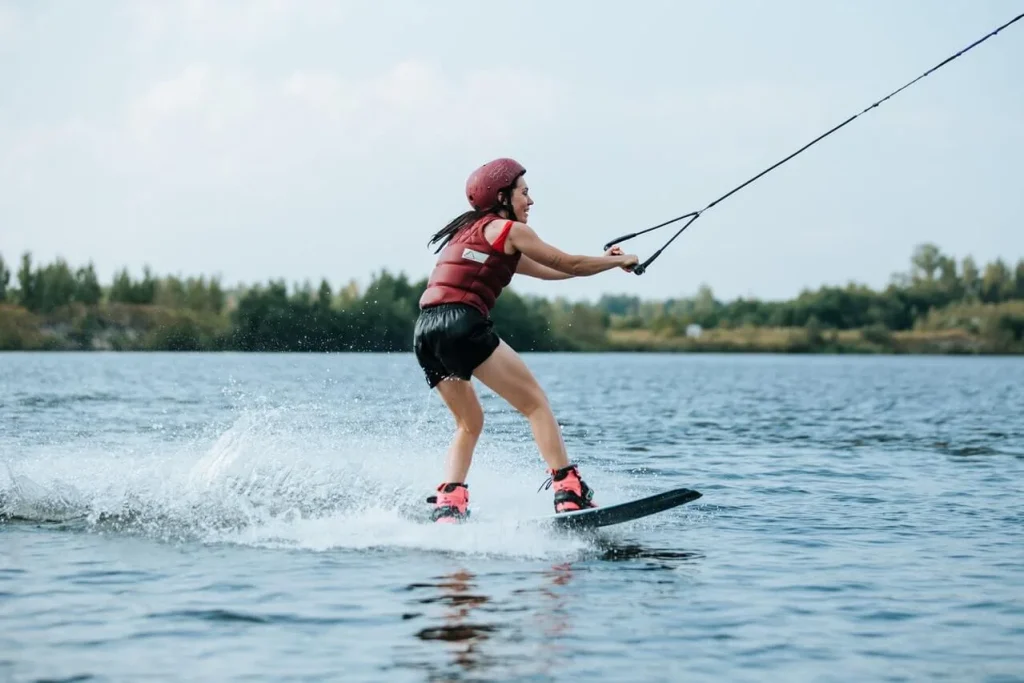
[[215, 504, 594, 560], [2, 399, 609, 561]]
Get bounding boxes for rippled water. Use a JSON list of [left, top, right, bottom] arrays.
[[2, 352, 1023, 682]]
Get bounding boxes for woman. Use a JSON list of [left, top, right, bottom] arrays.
[[415, 157, 638, 523]]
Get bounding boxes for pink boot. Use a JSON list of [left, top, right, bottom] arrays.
[[543, 464, 597, 513], [427, 482, 469, 523]]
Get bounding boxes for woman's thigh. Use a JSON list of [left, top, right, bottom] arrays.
[[472, 341, 549, 416]]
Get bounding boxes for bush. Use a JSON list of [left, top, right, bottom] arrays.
[[860, 323, 893, 346]]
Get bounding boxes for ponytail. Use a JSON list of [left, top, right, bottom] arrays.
[[428, 183, 518, 253], [428, 210, 487, 253]]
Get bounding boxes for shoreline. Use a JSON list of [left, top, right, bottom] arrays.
[[4, 245, 1023, 356], [2, 303, 1021, 355]]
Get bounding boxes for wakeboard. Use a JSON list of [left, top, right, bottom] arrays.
[[533, 487, 702, 531]]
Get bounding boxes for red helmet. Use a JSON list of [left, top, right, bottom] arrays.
[[465, 158, 526, 211]]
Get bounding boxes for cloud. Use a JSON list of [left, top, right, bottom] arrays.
[[282, 61, 561, 152], [0, 56, 563, 223], [68, 58, 559, 191], [128, 63, 213, 138]]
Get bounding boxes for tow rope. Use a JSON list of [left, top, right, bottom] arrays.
[[605, 11, 1024, 275]]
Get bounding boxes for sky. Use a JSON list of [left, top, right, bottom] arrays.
[[1, 0, 1022, 303]]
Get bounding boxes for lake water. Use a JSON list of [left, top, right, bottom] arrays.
[[2, 352, 1023, 682]]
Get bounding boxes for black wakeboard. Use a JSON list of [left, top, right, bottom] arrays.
[[533, 487, 702, 531]]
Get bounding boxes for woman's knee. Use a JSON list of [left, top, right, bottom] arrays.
[[474, 341, 550, 417], [514, 384, 550, 418], [456, 402, 484, 437], [437, 379, 485, 438]]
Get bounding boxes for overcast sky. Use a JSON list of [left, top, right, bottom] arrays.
[[2, 0, 1022, 302]]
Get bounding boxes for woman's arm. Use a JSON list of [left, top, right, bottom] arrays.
[[508, 223, 637, 276], [517, 255, 575, 280]]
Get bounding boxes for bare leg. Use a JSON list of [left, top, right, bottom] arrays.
[[434, 378, 485, 483], [472, 341, 571, 471]]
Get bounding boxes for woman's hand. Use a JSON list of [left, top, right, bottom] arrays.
[[605, 245, 638, 271]]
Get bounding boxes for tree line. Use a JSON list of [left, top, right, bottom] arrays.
[[1, 244, 1022, 352]]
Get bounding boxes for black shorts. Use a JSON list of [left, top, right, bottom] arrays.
[[413, 303, 500, 388]]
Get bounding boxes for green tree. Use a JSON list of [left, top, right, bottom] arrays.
[[980, 259, 1013, 303], [36, 259, 77, 313], [490, 289, 559, 351], [156, 276, 187, 308], [0, 253, 10, 302], [184, 276, 213, 312], [937, 256, 961, 299], [17, 252, 38, 311], [109, 268, 135, 304], [110, 266, 157, 305], [229, 280, 296, 351], [317, 279, 333, 311], [961, 256, 980, 301], [911, 243, 943, 282], [597, 294, 640, 317], [137, 266, 157, 304], [75, 263, 102, 305], [560, 302, 610, 349], [293, 279, 314, 308], [1015, 259, 1024, 300], [362, 270, 420, 320], [208, 277, 225, 314], [691, 284, 720, 327], [339, 279, 360, 308]]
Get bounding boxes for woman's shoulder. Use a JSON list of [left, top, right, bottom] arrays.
[[481, 218, 524, 254]]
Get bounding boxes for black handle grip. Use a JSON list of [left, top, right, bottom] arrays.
[[603, 233, 637, 251]]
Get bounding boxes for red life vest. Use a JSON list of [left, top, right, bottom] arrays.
[[419, 215, 521, 316]]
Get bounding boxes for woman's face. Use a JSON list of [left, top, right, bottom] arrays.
[[507, 175, 533, 223]]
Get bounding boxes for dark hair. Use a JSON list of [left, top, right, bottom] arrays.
[[427, 209, 490, 253], [427, 176, 521, 253]]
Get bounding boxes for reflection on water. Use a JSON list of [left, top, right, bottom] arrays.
[[397, 563, 578, 680], [398, 543, 704, 680], [524, 562, 574, 676], [413, 569, 498, 673], [595, 542, 705, 566]]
